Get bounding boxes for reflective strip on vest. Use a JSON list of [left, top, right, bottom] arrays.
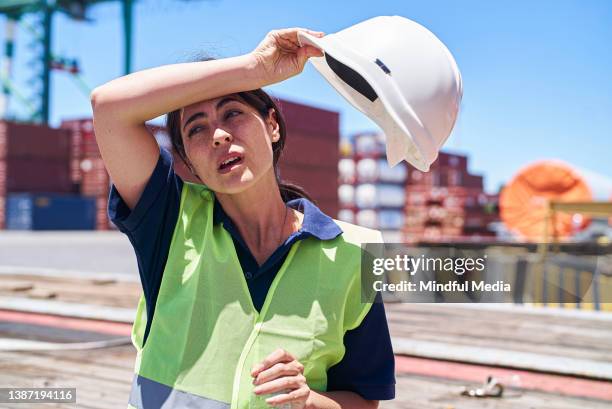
[[129, 374, 229, 409]]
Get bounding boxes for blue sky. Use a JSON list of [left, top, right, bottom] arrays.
[[1, 0, 611, 194]]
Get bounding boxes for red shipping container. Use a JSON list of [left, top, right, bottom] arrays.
[[436, 152, 468, 171], [0, 126, 5, 159], [5, 158, 74, 193], [60, 118, 98, 161], [95, 195, 109, 230], [281, 130, 339, 169], [0, 194, 4, 230], [81, 170, 110, 196], [0, 160, 5, 194], [279, 165, 338, 207], [0, 121, 71, 160], [464, 174, 484, 189], [278, 99, 339, 137]]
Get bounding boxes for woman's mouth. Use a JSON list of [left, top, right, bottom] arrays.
[[218, 154, 244, 174]]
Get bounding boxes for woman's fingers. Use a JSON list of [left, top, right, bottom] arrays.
[[250, 27, 325, 85], [300, 45, 324, 59], [251, 348, 296, 377], [275, 27, 324, 39], [253, 373, 307, 395], [253, 360, 304, 385], [276, 34, 300, 51], [265, 385, 310, 406], [274, 28, 325, 49]]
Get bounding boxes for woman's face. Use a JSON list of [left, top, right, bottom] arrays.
[[180, 94, 279, 193]]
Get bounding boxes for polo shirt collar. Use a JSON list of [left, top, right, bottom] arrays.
[[212, 195, 342, 241]]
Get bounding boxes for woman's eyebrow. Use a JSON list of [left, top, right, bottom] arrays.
[[182, 97, 241, 131]]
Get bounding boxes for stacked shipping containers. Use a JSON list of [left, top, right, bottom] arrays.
[[338, 132, 407, 243], [56, 97, 340, 229], [338, 132, 499, 242], [0, 120, 86, 230], [60, 118, 111, 230], [404, 152, 498, 241], [275, 99, 340, 217], [0, 97, 340, 230], [60, 119, 169, 230]]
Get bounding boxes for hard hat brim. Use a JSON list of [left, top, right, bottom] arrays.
[[297, 30, 436, 171]]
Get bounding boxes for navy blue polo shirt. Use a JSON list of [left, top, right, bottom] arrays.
[[108, 146, 395, 400]]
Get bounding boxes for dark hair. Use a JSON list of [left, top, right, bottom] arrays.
[[166, 57, 314, 204]]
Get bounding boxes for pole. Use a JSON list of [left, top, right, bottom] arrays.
[[41, 0, 54, 124], [122, 0, 133, 75]]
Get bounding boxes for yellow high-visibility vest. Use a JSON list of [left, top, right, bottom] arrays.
[[127, 181, 381, 409]]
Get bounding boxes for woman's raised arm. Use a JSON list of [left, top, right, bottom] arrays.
[[90, 28, 323, 211], [90, 55, 263, 211]]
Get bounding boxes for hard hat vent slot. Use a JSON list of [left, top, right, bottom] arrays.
[[375, 59, 391, 74], [324, 53, 378, 102]]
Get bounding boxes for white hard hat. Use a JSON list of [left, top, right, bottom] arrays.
[[298, 16, 463, 172]]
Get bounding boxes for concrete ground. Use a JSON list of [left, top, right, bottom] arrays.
[[1, 231, 611, 408], [0, 231, 138, 277]]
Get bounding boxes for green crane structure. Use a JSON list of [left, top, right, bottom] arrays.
[[0, 0, 143, 124]]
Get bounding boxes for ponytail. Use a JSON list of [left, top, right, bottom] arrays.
[[279, 180, 316, 204]]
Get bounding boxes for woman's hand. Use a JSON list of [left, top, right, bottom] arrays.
[[251, 348, 311, 408], [250, 28, 325, 86]]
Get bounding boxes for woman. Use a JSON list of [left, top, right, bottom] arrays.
[[92, 28, 395, 409]]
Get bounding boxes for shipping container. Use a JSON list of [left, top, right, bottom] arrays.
[[377, 184, 405, 208], [380, 230, 403, 243], [5, 193, 96, 230], [0, 195, 5, 229], [0, 121, 71, 160], [337, 209, 354, 224], [354, 132, 385, 156], [338, 158, 355, 184], [281, 130, 339, 168], [378, 210, 405, 230], [279, 165, 338, 214], [80, 157, 110, 197], [356, 158, 378, 183], [339, 140, 353, 158], [377, 159, 407, 183], [356, 209, 377, 229], [355, 184, 377, 209], [338, 184, 355, 207], [94, 196, 109, 230], [5, 158, 74, 193], [278, 99, 339, 137], [464, 174, 484, 189], [0, 160, 5, 194], [404, 210, 427, 228], [436, 152, 468, 171]]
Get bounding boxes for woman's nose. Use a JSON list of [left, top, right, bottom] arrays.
[[212, 128, 232, 147]]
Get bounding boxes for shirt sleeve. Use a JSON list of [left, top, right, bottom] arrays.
[[107, 145, 183, 345], [326, 291, 396, 400]]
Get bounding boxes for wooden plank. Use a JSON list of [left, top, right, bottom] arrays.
[[386, 303, 612, 379], [0, 274, 141, 309], [0, 346, 133, 408], [0, 298, 135, 323], [386, 312, 612, 362]]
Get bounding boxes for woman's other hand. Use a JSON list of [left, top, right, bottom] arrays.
[[251, 28, 325, 86], [251, 348, 310, 408]]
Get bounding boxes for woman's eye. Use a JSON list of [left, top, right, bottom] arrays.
[[188, 125, 205, 137], [224, 109, 241, 120]]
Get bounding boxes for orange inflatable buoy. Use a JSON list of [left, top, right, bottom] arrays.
[[500, 160, 592, 241]]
